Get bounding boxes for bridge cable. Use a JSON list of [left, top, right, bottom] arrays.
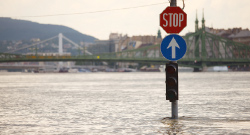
[[5, 36, 58, 53], [62, 35, 92, 55], [13, 2, 169, 18]]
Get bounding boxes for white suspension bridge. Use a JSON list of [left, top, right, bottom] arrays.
[[1, 33, 96, 72]]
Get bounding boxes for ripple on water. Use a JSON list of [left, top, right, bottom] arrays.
[[0, 72, 250, 134]]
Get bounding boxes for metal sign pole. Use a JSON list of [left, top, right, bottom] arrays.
[[172, 99, 178, 119], [168, 60, 178, 119], [170, 0, 177, 7], [170, 0, 178, 119], [161, 0, 186, 119]]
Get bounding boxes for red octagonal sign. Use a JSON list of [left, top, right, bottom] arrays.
[[160, 7, 187, 34]]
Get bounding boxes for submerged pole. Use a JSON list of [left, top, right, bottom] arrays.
[[170, 0, 178, 119], [171, 100, 178, 119]]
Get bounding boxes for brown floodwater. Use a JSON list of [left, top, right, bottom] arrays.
[[0, 72, 250, 134]]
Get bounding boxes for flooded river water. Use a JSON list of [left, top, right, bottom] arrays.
[[0, 72, 250, 134]]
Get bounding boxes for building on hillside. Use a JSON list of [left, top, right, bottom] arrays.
[[87, 39, 115, 54], [117, 34, 162, 52], [228, 30, 250, 46], [109, 33, 128, 52], [109, 30, 163, 52], [205, 27, 250, 46], [86, 31, 163, 68], [111, 31, 162, 69]]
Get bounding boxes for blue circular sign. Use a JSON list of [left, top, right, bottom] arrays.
[[161, 34, 187, 61]]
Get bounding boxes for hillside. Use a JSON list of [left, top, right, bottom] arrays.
[[0, 17, 97, 43]]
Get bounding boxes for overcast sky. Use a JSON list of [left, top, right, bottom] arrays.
[[1, 0, 250, 40]]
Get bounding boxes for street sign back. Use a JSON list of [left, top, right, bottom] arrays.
[[161, 34, 187, 61], [160, 7, 187, 34]]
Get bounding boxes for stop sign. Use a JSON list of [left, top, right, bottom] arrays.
[[160, 7, 187, 34]]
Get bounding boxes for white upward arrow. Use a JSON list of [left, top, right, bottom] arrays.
[[167, 37, 180, 59]]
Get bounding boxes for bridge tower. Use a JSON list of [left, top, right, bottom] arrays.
[[195, 10, 199, 32], [59, 33, 63, 55], [58, 33, 63, 69], [193, 9, 207, 72], [194, 10, 200, 72], [201, 9, 207, 71]]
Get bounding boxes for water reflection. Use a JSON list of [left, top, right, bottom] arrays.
[[160, 116, 250, 135], [161, 117, 183, 135]]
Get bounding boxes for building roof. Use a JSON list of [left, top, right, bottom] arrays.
[[230, 30, 250, 38], [138, 43, 153, 48], [228, 34, 235, 38], [217, 31, 226, 36]]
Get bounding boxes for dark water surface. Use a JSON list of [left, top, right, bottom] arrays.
[[0, 72, 250, 134]]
